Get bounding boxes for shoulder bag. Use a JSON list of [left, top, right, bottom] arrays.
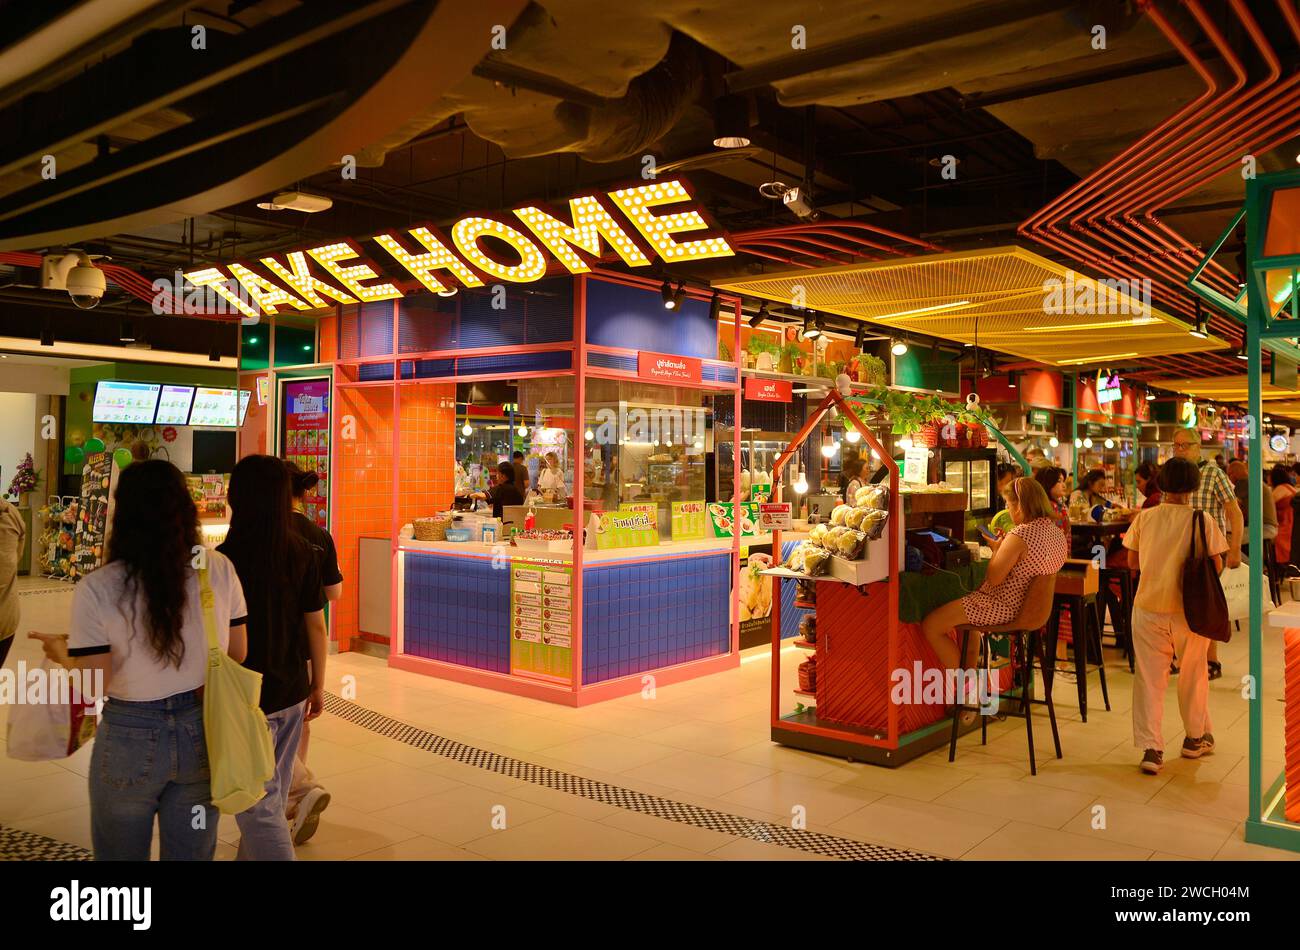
[[199, 566, 275, 814], [1181, 511, 1231, 643]]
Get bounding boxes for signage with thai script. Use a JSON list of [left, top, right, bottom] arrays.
[[744, 377, 792, 402], [178, 179, 733, 319], [757, 502, 792, 531], [638, 352, 702, 384], [594, 506, 660, 549], [1028, 409, 1052, 428], [1096, 371, 1121, 408]]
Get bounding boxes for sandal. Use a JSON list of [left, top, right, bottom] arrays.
[[1208, 660, 1223, 681]]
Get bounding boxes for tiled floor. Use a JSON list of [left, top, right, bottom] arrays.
[[3, 575, 1298, 861]]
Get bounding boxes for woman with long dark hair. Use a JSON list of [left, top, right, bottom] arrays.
[[218, 455, 326, 860], [32, 460, 248, 860]]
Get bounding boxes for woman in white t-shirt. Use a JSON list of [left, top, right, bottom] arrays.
[[32, 461, 247, 861], [536, 452, 567, 502], [1122, 457, 1226, 776]]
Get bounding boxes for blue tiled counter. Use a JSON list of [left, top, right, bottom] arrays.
[[399, 542, 734, 688]]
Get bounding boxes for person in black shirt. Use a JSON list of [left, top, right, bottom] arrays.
[[282, 462, 343, 844], [218, 455, 326, 861], [471, 461, 525, 518]]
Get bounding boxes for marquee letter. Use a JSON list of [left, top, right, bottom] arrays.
[[183, 267, 261, 320], [451, 217, 548, 283], [514, 196, 651, 272], [227, 263, 311, 315], [607, 180, 734, 263], [375, 227, 484, 294], [305, 241, 402, 302], [261, 252, 358, 308]]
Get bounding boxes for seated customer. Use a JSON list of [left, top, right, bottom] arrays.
[[470, 461, 525, 519], [1069, 468, 1113, 514], [921, 477, 1069, 681]]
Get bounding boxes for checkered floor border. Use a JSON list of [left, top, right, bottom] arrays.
[[0, 825, 91, 861], [323, 693, 943, 861]]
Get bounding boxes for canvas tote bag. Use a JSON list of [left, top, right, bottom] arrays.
[[200, 566, 274, 814]]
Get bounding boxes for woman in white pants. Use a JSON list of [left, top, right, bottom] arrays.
[[1122, 457, 1225, 774]]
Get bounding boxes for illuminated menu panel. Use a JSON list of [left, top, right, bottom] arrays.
[[92, 381, 161, 424], [190, 387, 239, 427], [155, 385, 195, 425]]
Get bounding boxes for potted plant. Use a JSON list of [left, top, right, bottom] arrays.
[[855, 353, 887, 387], [780, 341, 804, 375], [6, 452, 39, 506], [747, 335, 779, 371]]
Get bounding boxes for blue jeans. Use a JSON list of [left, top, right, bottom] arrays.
[[90, 690, 218, 861], [235, 700, 305, 861]]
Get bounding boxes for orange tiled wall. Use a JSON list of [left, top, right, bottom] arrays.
[[318, 312, 338, 363], [398, 382, 457, 526], [333, 386, 394, 650], [332, 381, 455, 650]]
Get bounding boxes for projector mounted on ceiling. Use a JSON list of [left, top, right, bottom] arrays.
[[256, 191, 333, 213]]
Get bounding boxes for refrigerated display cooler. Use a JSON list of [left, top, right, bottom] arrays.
[[930, 447, 997, 516]]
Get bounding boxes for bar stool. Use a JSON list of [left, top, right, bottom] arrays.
[[1099, 567, 1136, 673], [949, 573, 1060, 776], [1047, 592, 1110, 722]]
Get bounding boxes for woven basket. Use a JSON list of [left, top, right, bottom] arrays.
[[414, 517, 449, 541]]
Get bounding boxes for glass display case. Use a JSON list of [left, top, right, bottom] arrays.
[[583, 378, 709, 542], [933, 447, 997, 514]]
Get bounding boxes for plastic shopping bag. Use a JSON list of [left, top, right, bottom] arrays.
[[1219, 563, 1251, 621], [5, 659, 98, 761]]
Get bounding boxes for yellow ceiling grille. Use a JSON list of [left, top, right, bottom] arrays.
[[713, 246, 1229, 367], [1153, 374, 1300, 401]]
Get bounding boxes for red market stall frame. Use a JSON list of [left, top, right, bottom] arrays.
[[768, 388, 917, 763], [326, 269, 746, 706]]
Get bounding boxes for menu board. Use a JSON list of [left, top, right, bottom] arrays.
[[510, 564, 572, 684], [190, 387, 239, 427], [154, 385, 195, 425], [282, 379, 330, 528], [92, 381, 161, 424], [708, 502, 758, 538], [671, 500, 707, 540], [594, 505, 659, 549]]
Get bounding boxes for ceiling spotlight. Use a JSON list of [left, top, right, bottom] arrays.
[[1189, 301, 1209, 339], [256, 190, 333, 213], [749, 301, 769, 328], [853, 324, 865, 349], [208, 346, 220, 362], [660, 279, 675, 309], [436, 287, 458, 298], [40, 323, 53, 347], [1083, 437, 1094, 448], [1104, 438, 1115, 449], [803, 313, 824, 340], [1235, 346, 1248, 360], [712, 94, 751, 149], [1146, 389, 1156, 401], [891, 339, 908, 356], [708, 293, 721, 321], [119, 321, 135, 343], [670, 281, 686, 310], [1007, 371, 1018, 390], [461, 422, 473, 437]]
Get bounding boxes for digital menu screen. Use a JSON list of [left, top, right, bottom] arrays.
[[154, 385, 195, 425], [238, 390, 251, 425], [189, 387, 239, 427], [92, 381, 161, 424]]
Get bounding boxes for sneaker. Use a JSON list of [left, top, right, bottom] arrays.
[[1140, 749, 1163, 774], [1181, 734, 1216, 759], [291, 787, 331, 845]]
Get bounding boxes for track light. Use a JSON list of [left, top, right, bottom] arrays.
[[660, 279, 674, 309], [891, 339, 908, 356], [671, 281, 686, 310], [712, 94, 751, 149], [853, 324, 865, 349], [1189, 301, 1209, 339], [1145, 388, 1156, 401], [708, 293, 721, 321], [1007, 371, 1018, 390], [119, 320, 135, 343], [1235, 346, 1248, 360], [749, 301, 768, 328], [803, 312, 823, 340], [208, 345, 220, 362], [40, 323, 53, 347]]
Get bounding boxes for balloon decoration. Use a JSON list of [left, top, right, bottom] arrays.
[[84, 437, 105, 454], [64, 446, 84, 465], [113, 447, 133, 469]]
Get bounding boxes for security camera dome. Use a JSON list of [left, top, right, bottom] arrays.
[[66, 262, 105, 309]]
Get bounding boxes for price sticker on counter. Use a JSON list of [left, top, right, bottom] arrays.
[[757, 502, 792, 531], [903, 446, 929, 485]]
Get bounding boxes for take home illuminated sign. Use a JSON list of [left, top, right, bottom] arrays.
[[183, 179, 733, 319]]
